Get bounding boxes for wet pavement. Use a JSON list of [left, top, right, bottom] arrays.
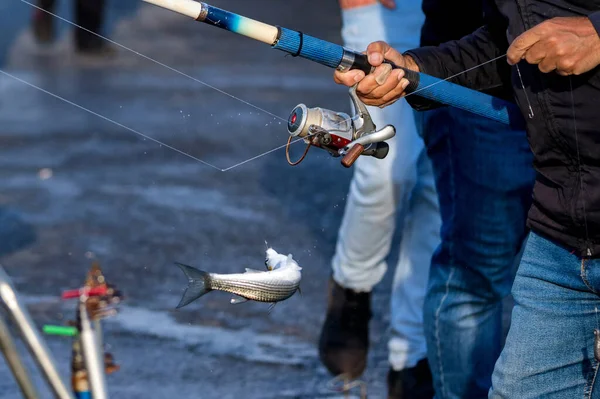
[[0, 1, 401, 397]]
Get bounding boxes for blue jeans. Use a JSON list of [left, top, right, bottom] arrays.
[[490, 231, 600, 398], [420, 107, 536, 398]]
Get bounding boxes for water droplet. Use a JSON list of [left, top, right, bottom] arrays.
[[38, 168, 53, 180]]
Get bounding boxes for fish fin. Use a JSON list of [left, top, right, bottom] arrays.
[[230, 295, 248, 305], [174, 262, 212, 309], [297, 285, 303, 297], [244, 268, 263, 274], [268, 302, 277, 314]]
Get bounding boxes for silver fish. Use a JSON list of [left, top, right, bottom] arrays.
[[175, 248, 302, 309]]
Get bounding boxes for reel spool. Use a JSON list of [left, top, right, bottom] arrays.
[[285, 85, 395, 168]]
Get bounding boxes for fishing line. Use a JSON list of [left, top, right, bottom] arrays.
[[226, 54, 512, 172], [0, 68, 225, 170], [18, 0, 287, 123], [15, 0, 321, 171], [407, 53, 507, 99], [16, 0, 514, 172], [0, 67, 317, 172], [323, 53, 509, 133]]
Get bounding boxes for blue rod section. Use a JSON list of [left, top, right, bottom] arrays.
[[273, 27, 344, 69], [409, 72, 524, 127], [272, 28, 522, 127], [197, 4, 523, 126]]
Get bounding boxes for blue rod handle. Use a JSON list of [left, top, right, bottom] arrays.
[[273, 28, 523, 127]]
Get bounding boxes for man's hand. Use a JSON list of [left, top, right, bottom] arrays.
[[339, 0, 396, 10], [333, 41, 419, 108], [507, 16, 600, 76]]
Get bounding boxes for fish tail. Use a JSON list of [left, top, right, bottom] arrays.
[[175, 262, 212, 308]]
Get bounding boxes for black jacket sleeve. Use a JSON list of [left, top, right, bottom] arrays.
[[590, 11, 600, 36], [403, 0, 513, 110]]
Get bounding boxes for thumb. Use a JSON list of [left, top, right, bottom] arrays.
[[367, 41, 405, 68], [507, 25, 544, 65]]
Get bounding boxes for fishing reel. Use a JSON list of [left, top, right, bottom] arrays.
[[286, 84, 396, 168]]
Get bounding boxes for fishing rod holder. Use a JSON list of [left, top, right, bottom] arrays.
[[0, 262, 123, 399], [0, 265, 74, 399], [286, 84, 395, 168]]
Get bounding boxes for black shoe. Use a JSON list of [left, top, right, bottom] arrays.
[[387, 358, 435, 399], [32, 7, 54, 44], [75, 40, 117, 58], [318, 277, 372, 379]]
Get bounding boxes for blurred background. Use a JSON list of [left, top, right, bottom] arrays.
[[0, 0, 406, 397]]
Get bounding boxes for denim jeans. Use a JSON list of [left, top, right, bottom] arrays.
[[490, 231, 600, 399], [420, 107, 535, 398], [332, 3, 440, 371]]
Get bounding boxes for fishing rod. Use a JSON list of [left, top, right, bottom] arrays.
[[143, 0, 524, 167], [0, 266, 75, 399]]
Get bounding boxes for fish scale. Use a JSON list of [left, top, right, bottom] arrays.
[[209, 276, 298, 302]]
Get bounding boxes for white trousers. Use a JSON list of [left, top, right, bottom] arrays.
[[332, 3, 441, 371]]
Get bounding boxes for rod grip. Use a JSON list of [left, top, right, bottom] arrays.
[[349, 53, 419, 92], [341, 145, 364, 168], [348, 52, 522, 127]]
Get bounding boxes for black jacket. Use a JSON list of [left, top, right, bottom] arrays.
[[404, 0, 600, 257], [420, 0, 484, 47]]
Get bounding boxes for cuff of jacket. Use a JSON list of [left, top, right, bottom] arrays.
[[400, 48, 447, 112], [590, 11, 600, 37]]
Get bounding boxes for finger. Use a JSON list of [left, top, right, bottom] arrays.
[[378, 81, 409, 104], [367, 41, 405, 67], [333, 69, 365, 87], [354, 74, 388, 98], [374, 63, 393, 85], [379, 0, 396, 9], [362, 71, 408, 105], [523, 42, 547, 65], [507, 23, 547, 65], [361, 68, 404, 98], [556, 56, 578, 75], [366, 41, 395, 67], [537, 57, 557, 73], [362, 81, 406, 107]]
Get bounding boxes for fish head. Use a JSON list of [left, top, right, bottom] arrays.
[[265, 247, 287, 271], [284, 254, 302, 271]]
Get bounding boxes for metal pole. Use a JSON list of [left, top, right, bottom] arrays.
[[79, 303, 108, 399], [0, 315, 40, 399], [0, 266, 74, 399], [94, 319, 103, 362]]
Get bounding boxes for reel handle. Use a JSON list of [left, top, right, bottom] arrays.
[[341, 144, 364, 168]]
